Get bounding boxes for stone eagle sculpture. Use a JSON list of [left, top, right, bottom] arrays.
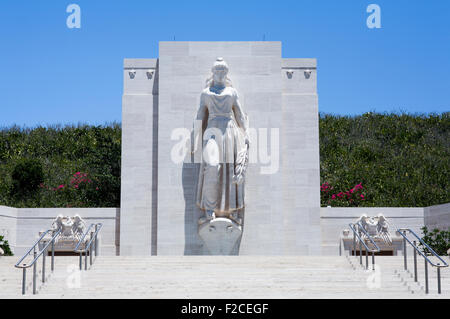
[[355, 213, 392, 245], [51, 214, 86, 241]]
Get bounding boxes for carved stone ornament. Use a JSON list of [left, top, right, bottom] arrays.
[[304, 70, 312, 79], [51, 214, 86, 242], [146, 70, 154, 79], [355, 214, 392, 245]]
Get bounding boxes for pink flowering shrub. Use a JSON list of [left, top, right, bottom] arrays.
[[39, 171, 99, 207], [321, 182, 366, 207], [70, 172, 92, 189]]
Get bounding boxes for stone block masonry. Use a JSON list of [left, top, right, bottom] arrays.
[[121, 42, 321, 255]]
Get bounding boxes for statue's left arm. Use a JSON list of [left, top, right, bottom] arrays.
[[232, 90, 249, 142], [232, 90, 250, 184]]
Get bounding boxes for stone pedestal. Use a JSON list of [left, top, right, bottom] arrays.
[[198, 218, 242, 255], [341, 235, 404, 256]]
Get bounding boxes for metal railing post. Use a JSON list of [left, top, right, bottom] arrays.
[[372, 252, 375, 271], [22, 267, 26, 295], [42, 247, 46, 283], [413, 241, 417, 282], [79, 252, 82, 270], [85, 249, 88, 270], [89, 232, 93, 266], [424, 259, 429, 294], [437, 264, 441, 294], [403, 231, 407, 270], [365, 246, 368, 270], [32, 248, 37, 295], [90, 244, 93, 266], [51, 239, 55, 271], [95, 224, 98, 257], [359, 240, 362, 265], [353, 232, 356, 256]]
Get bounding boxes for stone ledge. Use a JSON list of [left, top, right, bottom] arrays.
[[124, 58, 157, 69], [282, 58, 317, 69]]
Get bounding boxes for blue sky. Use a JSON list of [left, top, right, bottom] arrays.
[[0, 0, 449, 127]]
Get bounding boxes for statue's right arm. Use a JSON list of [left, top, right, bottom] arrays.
[[196, 93, 207, 121], [192, 93, 208, 153]]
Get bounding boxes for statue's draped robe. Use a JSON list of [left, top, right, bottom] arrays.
[[195, 86, 248, 216]]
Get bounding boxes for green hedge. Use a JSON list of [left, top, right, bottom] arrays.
[[0, 123, 121, 207], [320, 112, 449, 207], [0, 113, 448, 208]]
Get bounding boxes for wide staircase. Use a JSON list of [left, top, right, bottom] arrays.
[[1, 221, 448, 298], [1, 255, 448, 298]]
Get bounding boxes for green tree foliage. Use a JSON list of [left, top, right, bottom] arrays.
[[0, 235, 13, 256], [419, 226, 450, 256], [0, 113, 448, 208], [10, 158, 44, 200], [320, 112, 449, 207], [0, 123, 121, 208]]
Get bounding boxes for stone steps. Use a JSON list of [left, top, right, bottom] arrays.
[[1, 255, 448, 298], [347, 255, 449, 295]]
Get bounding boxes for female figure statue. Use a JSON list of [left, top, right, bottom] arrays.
[[195, 58, 249, 223]]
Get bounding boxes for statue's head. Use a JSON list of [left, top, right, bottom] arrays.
[[52, 214, 63, 230], [208, 57, 232, 87]]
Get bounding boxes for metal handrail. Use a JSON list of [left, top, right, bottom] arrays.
[[356, 222, 381, 252], [74, 223, 102, 270], [14, 228, 61, 295], [74, 223, 95, 251], [348, 223, 380, 270], [397, 228, 448, 294]]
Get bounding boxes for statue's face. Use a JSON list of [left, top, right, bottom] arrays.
[[212, 66, 228, 85]]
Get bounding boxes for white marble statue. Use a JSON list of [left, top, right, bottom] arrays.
[[355, 214, 392, 245], [195, 57, 249, 223]]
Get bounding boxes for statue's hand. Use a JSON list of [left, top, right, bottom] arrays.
[[233, 174, 244, 185], [244, 135, 250, 146]]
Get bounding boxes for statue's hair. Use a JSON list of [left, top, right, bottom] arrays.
[[205, 57, 233, 88]]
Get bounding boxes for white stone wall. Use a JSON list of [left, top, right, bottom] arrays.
[[424, 202, 450, 231], [120, 42, 323, 255], [281, 58, 321, 254], [157, 42, 285, 255], [120, 59, 158, 255], [0, 207, 119, 256]]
